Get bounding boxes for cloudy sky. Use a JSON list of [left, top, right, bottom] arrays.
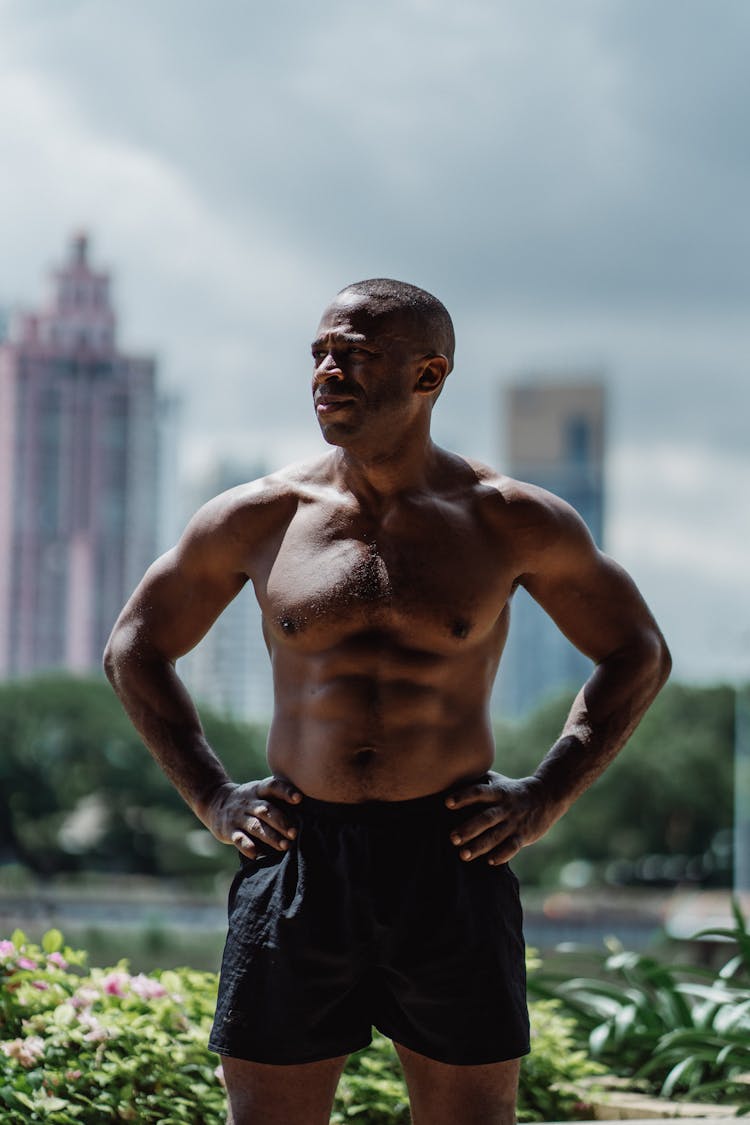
[[1, 0, 747, 685]]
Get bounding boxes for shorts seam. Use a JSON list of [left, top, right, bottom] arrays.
[[383, 1029, 532, 1066], [207, 1036, 372, 1066]]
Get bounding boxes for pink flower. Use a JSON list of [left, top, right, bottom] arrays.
[[17, 957, 38, 971], [1, 1036, 45, 1067], [78, 1011, 109, 1043], [47, 952, 68, 970], [66, 1069, 82, 1081], [130, 974, 167, 1000], [31, 980, 49, 991], [72, 986, 99, 1009], [101, 971, 130, 997], [0, 940, 16, 959]]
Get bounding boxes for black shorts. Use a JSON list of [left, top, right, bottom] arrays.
[[208, 790, 530, 1066]]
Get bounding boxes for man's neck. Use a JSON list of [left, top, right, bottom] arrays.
[[331, 434, 439, 510]]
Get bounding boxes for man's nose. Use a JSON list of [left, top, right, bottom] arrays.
[[313, 354, 344, 384]]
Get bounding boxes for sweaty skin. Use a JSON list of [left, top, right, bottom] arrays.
[[105, 293, 669, 865], [104, 287, 670, 1125]]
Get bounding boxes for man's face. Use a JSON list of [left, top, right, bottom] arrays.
[[311, 293, 426, 450]]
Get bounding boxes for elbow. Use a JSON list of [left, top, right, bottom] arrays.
[[102, 619, 135, 690], [643, 627, 672, 693], [657, 636, 672, 689], [102, 631, 120, 687]]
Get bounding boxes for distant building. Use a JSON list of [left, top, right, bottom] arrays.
[[179, 460, 274, 723], [0, 232, 159, 678], [496, 380, 606, 718]]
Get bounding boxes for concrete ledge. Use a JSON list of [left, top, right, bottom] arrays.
[[575, 1075, 743, 1120]]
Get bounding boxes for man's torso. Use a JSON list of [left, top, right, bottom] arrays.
[[211, 449, 553, 801]]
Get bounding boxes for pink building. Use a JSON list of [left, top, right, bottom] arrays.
[[0, 233, 159, 677]]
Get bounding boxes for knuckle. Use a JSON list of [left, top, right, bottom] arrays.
[[231, 832, 254, 855]]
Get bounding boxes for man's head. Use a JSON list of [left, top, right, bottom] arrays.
[[335, 279, 455, 375], [311, 279, 454, 452]]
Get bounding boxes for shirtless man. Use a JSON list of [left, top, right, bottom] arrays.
[[104, 279, 670, 1125]]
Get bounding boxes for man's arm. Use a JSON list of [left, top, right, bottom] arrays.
[[447, 493, 671, 864], [104, 490, 301, 859]]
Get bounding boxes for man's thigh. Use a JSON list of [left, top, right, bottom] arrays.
[[221, 1054, 348, 1125], [394, 1041, 520, 1125]]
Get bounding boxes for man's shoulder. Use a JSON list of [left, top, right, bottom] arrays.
[[453, 456, 570, 515], [185, 456, 334, 541], [203, 455, 330, 510], [449, 455, 590, 555]]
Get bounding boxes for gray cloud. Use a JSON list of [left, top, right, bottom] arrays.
[[1, 0, 747, 682]]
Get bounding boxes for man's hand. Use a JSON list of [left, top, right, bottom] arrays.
[[445, 771, 560, 865], [204, 776, 302, 860]]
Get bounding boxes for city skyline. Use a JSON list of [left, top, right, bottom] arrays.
[[0, 1, 747, 689], [0, 233, 159, 678]]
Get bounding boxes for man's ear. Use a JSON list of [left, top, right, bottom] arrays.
[[415, 354, 450, 397]]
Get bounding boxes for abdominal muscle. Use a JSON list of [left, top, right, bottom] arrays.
[[264, 640, 499, 802]]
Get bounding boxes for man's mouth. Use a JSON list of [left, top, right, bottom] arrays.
[[315, 394, 356, 415]]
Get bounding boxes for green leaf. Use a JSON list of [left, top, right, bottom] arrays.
[[661, 1055, 700, 1097], [589, 1022, 614, 1056], [11, 929, 27, 949], [719, 953, 745, 980], [42, 930, 64, 954]]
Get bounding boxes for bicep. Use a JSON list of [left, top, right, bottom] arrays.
[[111, 541, 248, 665], [520, 513, 659, 665]]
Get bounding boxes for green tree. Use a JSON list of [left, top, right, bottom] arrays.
[[493, 682, 734, 886], [0, 676, 735, 888], [0, 675, 268, 879]]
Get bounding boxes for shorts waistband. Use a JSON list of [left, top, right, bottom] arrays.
[[301, 789, 455, 823]]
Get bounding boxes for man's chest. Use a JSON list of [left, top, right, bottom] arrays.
[[248, 499, 518, 647]]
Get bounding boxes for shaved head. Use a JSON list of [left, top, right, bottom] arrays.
[[337, 279, 455, 374]]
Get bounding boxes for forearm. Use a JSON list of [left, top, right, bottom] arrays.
[[532, 629, 671, 815], [104, 638, 232, 827]]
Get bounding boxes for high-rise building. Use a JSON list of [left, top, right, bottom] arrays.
[[0, 232, 159, 677], [179, 459, 274, 723], [495, 380, 606, 718]]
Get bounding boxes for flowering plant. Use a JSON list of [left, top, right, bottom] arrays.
[[1, 931, 600, 1123], [0, 929, 224, 1123]]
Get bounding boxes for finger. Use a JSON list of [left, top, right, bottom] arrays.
[[444, 777, 494, 809], [247, 800, 298, 840], [231, 831, 259, 859], [450, 805, 506, 846], [455, 822, 514, 861], [487, 835, 523, 866], [241, 815, 291, 852], [257, 776, 303, 806]]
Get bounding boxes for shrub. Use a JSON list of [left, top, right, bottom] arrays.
[[1, 931, 601, 1123], [0, 929, 224, 1123], [530, 899, 750, 1111]]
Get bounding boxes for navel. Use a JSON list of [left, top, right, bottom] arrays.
[[451, 618, 470, 640]]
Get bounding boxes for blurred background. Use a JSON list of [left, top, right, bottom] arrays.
[[0, 0, 747, 969]]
